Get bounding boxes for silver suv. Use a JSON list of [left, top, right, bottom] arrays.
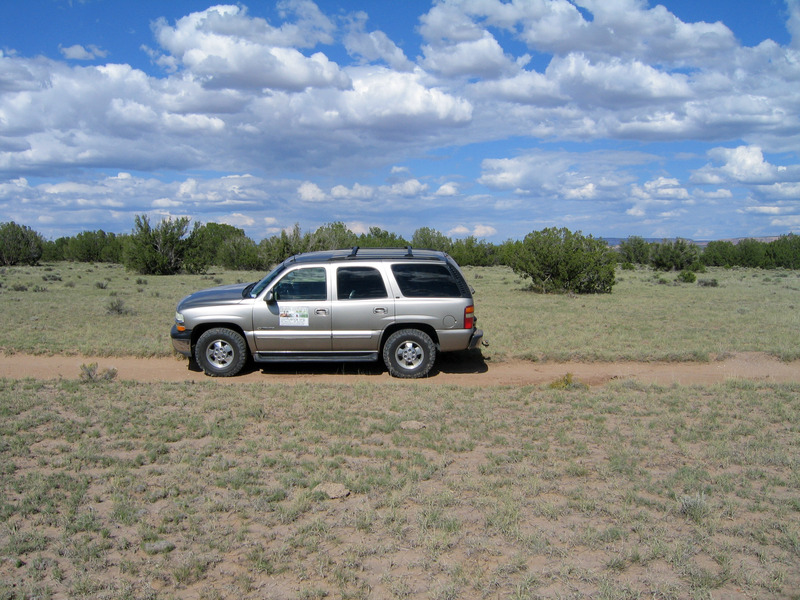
[[171, 247, 483, 378]]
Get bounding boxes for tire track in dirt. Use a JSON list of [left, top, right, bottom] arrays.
[[1, 352, 798, 387]]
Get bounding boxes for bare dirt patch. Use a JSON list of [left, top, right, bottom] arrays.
[[1, 351, 798, 386]]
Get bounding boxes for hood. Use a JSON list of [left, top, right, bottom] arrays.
[[177, 283, 251, 310]]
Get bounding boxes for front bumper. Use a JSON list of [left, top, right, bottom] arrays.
[[170, 324, 192, 357]]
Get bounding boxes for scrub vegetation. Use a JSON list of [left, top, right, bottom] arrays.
[[4, 218, 800, 278]]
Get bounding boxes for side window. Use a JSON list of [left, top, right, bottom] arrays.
[[391, 264, 464, 298], [337, 267, 388, 300], [273, 267, 327, 300]]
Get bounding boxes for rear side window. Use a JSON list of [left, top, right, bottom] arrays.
[[391, 264, 465, 298], [337, 267, 388, 300]]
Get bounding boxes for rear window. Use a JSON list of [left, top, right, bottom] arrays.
[[391, 263, 465, 298]]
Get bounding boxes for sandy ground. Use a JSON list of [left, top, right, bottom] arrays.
[[1, 351, 798, 386]]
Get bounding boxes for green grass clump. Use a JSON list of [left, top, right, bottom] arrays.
[[79, 362, 118, 383], [547, 372, 588, 390]]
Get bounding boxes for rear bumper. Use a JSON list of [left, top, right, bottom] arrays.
[[468, 328, 484, 350], [170, 325, 192, 357]]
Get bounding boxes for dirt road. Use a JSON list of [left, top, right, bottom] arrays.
[[1, 351, 798, 386]]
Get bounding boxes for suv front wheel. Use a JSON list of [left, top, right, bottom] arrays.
[[383, 329, 436, 378], [195, 327, 248, 377]]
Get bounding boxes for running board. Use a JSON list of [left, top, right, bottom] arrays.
[[253, 351, 379, 364]]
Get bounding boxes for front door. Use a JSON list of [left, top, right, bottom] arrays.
[[252, 266, 332, 352]]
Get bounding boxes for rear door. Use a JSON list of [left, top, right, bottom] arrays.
[[331, 265, 394, 351]]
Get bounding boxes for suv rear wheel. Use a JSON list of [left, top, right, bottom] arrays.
[[383, 329, 436, 378], [195, 327, 248, 377]]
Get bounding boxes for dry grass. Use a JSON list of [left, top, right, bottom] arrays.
[[1, 262, 800, 361], [463, 264, 800, 363], [1, 377, 798, 598]]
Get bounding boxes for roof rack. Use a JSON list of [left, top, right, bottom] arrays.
[[348, 245, 416, 258], [285, 247, 446, 264]]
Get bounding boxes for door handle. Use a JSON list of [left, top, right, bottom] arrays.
[[315, 308, 329, 316], [373, 307, 387, 314]]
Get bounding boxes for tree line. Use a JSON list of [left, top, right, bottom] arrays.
[[616, 235, 800, 271], [2, 218, 800, 294], [0, 217, 502, 272]]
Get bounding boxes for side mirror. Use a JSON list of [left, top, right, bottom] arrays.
[[266, 290, 276, 303]]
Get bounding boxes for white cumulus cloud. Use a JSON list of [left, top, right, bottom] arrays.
[[59, 44, 108, 60], [297, 181, 327, 202]]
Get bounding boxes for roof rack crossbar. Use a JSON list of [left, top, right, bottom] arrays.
[[348, 246, 359, 257]]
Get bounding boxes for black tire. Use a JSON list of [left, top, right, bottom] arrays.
[[383, 329, 436, 378], [195, 328, 248, 377]]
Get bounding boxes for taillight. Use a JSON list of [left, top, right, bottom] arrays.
[[464, 305, 474, 329]]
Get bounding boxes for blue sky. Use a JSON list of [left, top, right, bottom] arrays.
[[1, 0, 799, 242]]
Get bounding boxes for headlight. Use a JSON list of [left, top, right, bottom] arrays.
[[175, 311, 184, 324]]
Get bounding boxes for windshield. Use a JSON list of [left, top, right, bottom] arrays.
[[246, 262, 287, 298]]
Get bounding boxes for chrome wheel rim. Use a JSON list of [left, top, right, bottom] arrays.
[[206, 340, 234, 369], [395, 341, 423, 370]]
